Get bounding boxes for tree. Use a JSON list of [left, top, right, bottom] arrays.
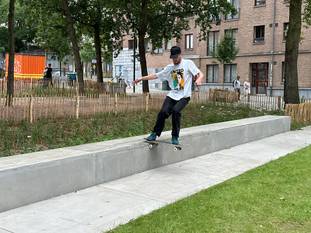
[[6, 0, 15, 106], [0, 0, 38, 52], [213, 34, 239, 64], [24, 0, 85, 93], [284, 0, 302, 104], [303, 0, 311, 25], [80, 37, 96, 63], [60, 0, 84, 93], [213, 33, 238, 88], [25, 0, 123, 88], [22, 0, 74, 78], [73, 0, 124, 83], [28, 10, 71, 61], [284, 0, 311, 104], [80, 36, 96, 77], [118, 0, 234, 93]]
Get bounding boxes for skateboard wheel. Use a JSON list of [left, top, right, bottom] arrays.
[[174, 147, 178, 151], [149, 144, 153, 149]]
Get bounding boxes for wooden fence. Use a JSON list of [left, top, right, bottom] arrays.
[[209, 89, 238, 103], [0, 93, 286, 124], [285, 103, 311, 123], [0, 92, 211, 123], [0, 80, 295, 123]]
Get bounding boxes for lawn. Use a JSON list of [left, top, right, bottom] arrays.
[[108, 146, 311, 233]]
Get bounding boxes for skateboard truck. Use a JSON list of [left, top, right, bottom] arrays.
[[144, 139, 182, 151]]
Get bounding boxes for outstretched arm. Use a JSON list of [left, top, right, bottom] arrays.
[[133, 74, 157, 85]]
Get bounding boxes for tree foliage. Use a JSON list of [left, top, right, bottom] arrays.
[[213, 34, 239, 64], [0, 0, 37, 52]]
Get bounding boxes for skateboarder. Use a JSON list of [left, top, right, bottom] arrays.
[[133, 46, 204, 145]]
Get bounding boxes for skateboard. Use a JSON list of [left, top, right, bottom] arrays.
[[144, 139, 182, 151]]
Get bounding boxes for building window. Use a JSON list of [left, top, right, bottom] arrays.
[[251, 63, 269, 94], [225, 0, 240, 20], [185, 34, 193, 50], [128, 39, 137, 50], [255, 0, 266, 6], [207, 65, 219, 83], [207, 31, 219, 56], [224, 64, 237, 83], [254, 25, 265, 43], [225, 28, 238, 46], [283, 23, 289, 41]]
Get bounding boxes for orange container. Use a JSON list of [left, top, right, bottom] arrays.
[[5, 53, 46, 79]]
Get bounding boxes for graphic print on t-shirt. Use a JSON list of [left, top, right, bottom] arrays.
[[171, 69, 185, 90]]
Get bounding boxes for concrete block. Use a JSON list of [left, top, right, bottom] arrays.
[[0, 115, 290, 212]]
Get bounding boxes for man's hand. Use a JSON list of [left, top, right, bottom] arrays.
[[194, 71, 204, 86], [195, 78, 202, 86], [132, 78, 142, 85], [132, 74, 157, 85]]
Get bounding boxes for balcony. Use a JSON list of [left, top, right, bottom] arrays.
[[225, 8, 240, 21]]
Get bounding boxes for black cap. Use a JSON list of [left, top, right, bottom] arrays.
[[170, 46, 181, 59]]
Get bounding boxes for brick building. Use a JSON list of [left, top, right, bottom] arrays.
[[113, 0, 311, 97]]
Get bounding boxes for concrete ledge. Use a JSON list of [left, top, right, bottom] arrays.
[[0, 115, 290, 212]]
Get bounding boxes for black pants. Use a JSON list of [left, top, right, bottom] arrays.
[[153, 96, 190, 138]]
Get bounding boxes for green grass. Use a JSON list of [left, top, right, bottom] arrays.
[[0, 103, 278, 157], [108, 146, 311, 233], [291, 121, 310, 131]]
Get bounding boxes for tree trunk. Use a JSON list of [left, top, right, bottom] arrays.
[[94, 24, 104, 83], [138, 33, 149, 93], [59, 57, 62, 78], [284, 0, 301, 104], [139, 0, 149, 93], [6, 0, 15, 107], [61, 0, 84, 94]]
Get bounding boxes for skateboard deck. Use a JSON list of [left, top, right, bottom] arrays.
[[144, 139, 182, 151]]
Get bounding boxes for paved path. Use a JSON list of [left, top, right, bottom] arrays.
[[0, 127, 310, 233]]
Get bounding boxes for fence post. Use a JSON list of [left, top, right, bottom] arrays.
[[114, 93, 118, 115], [75, 95, 80, 119], [29, 95, 33, 123], [75, 81, 80, 119], [145, 93, 149, 112], [0, 79, 3, 95], [277, 96, 282, 111]]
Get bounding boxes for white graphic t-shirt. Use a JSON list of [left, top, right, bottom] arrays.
[[155, 59, 200, 100]]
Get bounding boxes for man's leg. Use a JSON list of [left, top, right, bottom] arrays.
[[153, 96, 175, 137], [171, 97, 190, 138]]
